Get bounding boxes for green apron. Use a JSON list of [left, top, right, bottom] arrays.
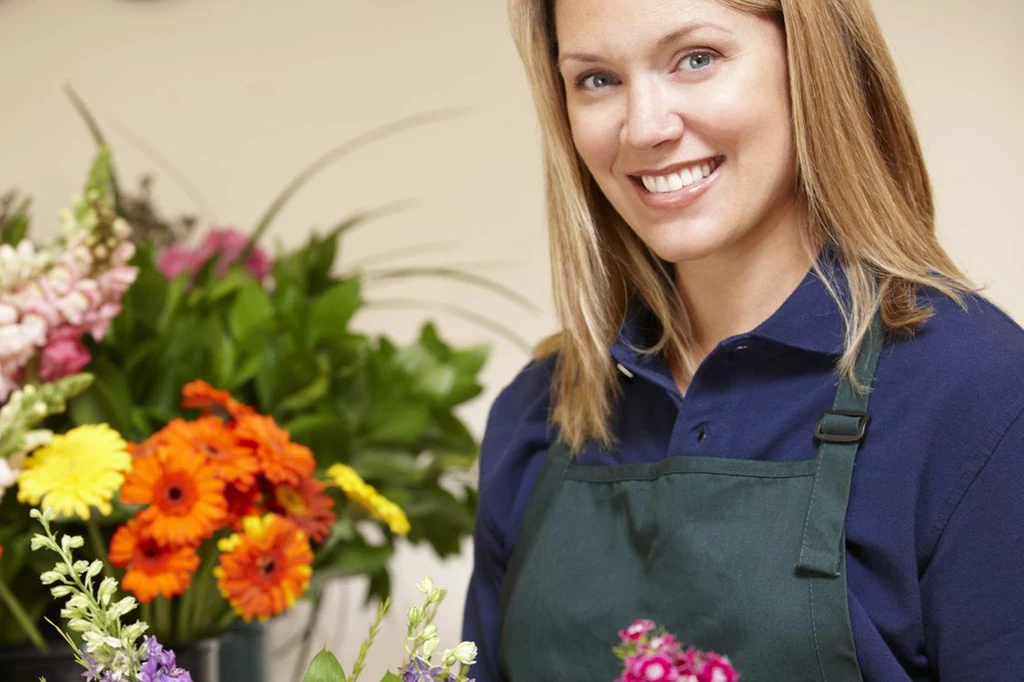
[[498, 317, 882, 681]]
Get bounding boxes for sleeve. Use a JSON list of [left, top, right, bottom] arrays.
[[920, 405, 1024, 678], [462, 505, 510, 682], [461, 356, 557, 682]]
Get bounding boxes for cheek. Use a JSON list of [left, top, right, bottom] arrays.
[[700, 69, 794, 181], [568, 106, 619, 176]]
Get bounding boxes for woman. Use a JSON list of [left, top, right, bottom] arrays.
[[463, 0, 1024, 680]]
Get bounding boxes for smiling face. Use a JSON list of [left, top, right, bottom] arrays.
[[555, 0, 800, 266]]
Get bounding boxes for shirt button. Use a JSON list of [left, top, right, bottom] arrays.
[[695, 423, 709, 442]]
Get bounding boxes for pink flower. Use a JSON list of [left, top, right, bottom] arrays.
[[696, 653, 740, 682], [625, 654, 679, 682], [38, 326, 91, 382], [647, 633, 681, 655], [157, 245, 200, 279], [158, 228, 270, 281], [97, 265, 139, 298], [620, 619, 657, 643]]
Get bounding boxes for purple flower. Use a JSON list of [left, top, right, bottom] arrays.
[[81, 654, 103, 681], [139, 636, 193, 682], [400, 657, 456, 682]]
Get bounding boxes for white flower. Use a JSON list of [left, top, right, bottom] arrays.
[[441, 641, 478, 668], [0, 456, 21, 494]]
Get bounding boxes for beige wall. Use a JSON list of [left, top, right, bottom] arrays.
[[1, 0, 1021, 678]]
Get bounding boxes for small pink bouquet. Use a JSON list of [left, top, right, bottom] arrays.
[[614, 620, 740, 682]]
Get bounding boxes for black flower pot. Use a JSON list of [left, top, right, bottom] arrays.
[[0, 637, 220, 682]]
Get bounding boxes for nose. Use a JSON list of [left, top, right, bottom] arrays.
[[621, 79, 685, 150]]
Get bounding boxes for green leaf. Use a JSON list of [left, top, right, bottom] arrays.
[[284, 413, 351, 465], [157, 275, 188, 333], [352, 449, 430, 486], [365, 402, 429, 445], [277, 374, 331, 415], [83, 145, 117, 213], [302, 648, 347, 682], [381, 672, 403, 682], [395, 344, 455, 402], [0, 196, 30, 246], [228, 351, 267, 391], [315, 538, 392, 577], [309, 278, 362, 345], [228, 279, 275, 343]]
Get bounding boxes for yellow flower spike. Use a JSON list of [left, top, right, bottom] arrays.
[[325, 464, 412, 537], [17, 424, 131, 520]]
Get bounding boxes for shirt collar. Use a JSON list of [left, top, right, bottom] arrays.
[[610, 249, 848, 364]]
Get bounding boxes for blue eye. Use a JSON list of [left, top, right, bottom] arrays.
[[680, 51, 716, 71], [577, 72, 617, 90]]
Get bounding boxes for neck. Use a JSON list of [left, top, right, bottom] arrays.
[[673, 205, 814, 358]]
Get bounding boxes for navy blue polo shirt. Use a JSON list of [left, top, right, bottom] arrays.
[[463, 262, 1024, 681]]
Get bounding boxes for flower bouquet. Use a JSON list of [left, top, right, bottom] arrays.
[[2, 126, 496, 681], [28, 504, 474, 682], [614, 620, 740, 682]]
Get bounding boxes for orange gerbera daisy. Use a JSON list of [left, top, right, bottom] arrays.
[[224, 481, 265, 529], [181, 379, 252, 420], [164, 416, 259, 489], [109, 516, 200, 603], [120, 448, 227, 546], [214, 514, 313, 622], [269, 476, 336, 543], [234, 414, 314, 487]]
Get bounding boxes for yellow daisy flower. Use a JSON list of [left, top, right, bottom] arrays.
[[325, 463, 411, 536], [17, 424, 131, 520]]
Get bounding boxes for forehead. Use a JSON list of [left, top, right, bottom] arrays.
[[554, 0, 741, 51]]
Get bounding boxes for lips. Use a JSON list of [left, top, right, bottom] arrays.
[[627, 156, 724, 209]]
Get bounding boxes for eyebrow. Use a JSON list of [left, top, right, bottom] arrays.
[[557, 20, 732, 69]]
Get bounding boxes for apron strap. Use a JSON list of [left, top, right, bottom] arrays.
[[797, 312, 884, 577]]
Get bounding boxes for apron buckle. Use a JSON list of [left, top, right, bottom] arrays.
[[814, 410, 871, 444]]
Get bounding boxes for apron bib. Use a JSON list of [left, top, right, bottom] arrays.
[[498, 317, 882, 681]]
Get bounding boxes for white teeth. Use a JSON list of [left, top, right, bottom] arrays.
[[639, 158, 719, 194]]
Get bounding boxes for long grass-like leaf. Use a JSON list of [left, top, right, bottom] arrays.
[[243, 107, 468, 260], [107, 118, 218, 225], [322, 198, 417, 242], [362, 266, 541, 314], [363, 297, 535, 353], [62, 83, 124, 215], [343, 240, 459, 270]]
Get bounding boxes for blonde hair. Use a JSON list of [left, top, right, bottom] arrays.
[[509, 0, 974, 452]]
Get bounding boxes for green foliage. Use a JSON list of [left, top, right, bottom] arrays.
[[303, 649, 347, 682], [46, 223, 487, 605]]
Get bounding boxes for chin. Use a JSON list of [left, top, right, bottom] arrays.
[[635, 218, 734, 265]]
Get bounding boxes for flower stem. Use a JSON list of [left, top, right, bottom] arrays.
[[349, 597, 390, 682], [86, 517, 115, 582], [0, 574, 48, 652]]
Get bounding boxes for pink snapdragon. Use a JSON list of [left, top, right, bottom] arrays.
[[158, 227, 271, 281], [614, 620, 740, 682], [38, 327, 91, 382], [0, 209, 137, 402]]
